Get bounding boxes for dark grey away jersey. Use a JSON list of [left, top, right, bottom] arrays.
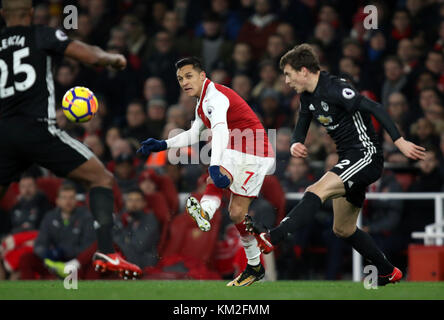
[[0, 25, 71, 120], [299, 71, 381, 154]]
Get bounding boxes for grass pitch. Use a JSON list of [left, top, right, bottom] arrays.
[[0, 280, 444, 300]]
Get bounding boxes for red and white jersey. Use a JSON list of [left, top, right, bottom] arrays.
[[196, 78, 273, 161]]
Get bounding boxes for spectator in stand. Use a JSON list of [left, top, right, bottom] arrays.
[[262, 33, 287, 67], [177, 91, 197, 125], [274, 127, 292, 180], [18, 184, 96, 279], [397, 38, 419, 74], [281, 157, 315, 204], [80, 114, 103, 140], [424, 103, 444, 130], [1, 174, 51, 279], [424, 50, 444, 83], [317, 3, 343, 35], [257, 88, 286, 130], [409, 117, 439, 149], [227, 42, 257, 82], [276, 22, 296, 48], [42, 188, 161, 279], [87, 0, 115, 48], [143, 77, 167, 104], [120, 14, 148, 59], [83, 134, 106, 162], [200, 0, 242, 41], [388, 9, 413, 52], [32, 3, 49, 25], [365, 31, 387, 90], [113, 188, 160, 269], [338, 57, 367, 90], [73, 13, 93, 44], [122, 100, 153, 143], [231, 74, 256, 110], [387, 92, 411, 135], [251, 60, 280, 99], [166, 105, 188, 130], [341, 38, 364, 63], [114, 153, 138, 194], [190, 11, 233, 74], [146, 97, 167, 140], [237, 0, 279, 61], [148, 1, 169, 34], [381, 56, 408, 107], [312, 21, 339, 68], [143, 30, 180, 102], [162, 10, 192, 56]]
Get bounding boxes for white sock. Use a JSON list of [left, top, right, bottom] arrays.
[[200, 195, 221, 220], [67, 259, 81, 270], [240, 235, 261, 266]]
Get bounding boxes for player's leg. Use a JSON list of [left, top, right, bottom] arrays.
[[267, 171, 345, 245], [67, 157, 114, 254], [186, 167, 231, 231], [66, 158, 142, 278], [226, 193, 265, 286], [332, 197, 402, 285], [32, 124, 141, 278]]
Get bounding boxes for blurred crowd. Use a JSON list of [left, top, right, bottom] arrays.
[[0, 0, 444, 281]]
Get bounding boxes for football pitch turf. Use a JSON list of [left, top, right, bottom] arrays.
[[0, 280, 444, 300]]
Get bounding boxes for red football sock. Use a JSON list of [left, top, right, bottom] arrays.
[[204, 183, 223, 199]]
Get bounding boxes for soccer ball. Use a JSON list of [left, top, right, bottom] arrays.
[[62, 86, 98, 123]]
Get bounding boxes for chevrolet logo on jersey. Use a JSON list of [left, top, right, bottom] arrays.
[[317, 115, 333, 125]]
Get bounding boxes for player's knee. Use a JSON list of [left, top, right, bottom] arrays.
[[94, 169, 114, 189], [332, 225, 355, 238], [228, 202, 244, 222], [305, 184, 323, 200]]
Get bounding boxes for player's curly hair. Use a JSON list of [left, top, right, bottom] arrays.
[[279, 43, 320, 73]]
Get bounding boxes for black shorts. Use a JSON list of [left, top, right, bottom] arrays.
[[0, 116, 93, 186], [329, 148, 384, 208]]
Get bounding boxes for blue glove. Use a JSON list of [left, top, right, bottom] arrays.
[[208, 165, 231, 189], [137, 138, 167, 156]]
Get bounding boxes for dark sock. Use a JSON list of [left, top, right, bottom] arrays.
[[343, 228, 393, 275], [89, 187, 115, 254], [270, 191, 321, 244]]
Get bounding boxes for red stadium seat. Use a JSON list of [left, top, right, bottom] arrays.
[[260, 175, 286, 226], [145, 192, 172, 254], [36, 177, 62, 206], [161, 206, 222, 268], [0, 183, 19, 212]]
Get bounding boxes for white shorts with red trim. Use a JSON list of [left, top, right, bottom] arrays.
[[220, 149, 275, 198]]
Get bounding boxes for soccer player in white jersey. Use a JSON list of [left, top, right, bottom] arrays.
[[138, 57, 275, 286]]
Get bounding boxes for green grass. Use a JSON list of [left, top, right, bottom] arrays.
[[0, 280, 444, 300]]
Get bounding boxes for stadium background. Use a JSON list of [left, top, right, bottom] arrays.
[[0, 0, 443, 282]]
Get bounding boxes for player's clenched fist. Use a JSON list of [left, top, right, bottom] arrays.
[[290, 142, 308, 158], [110, 54, 127, 70]]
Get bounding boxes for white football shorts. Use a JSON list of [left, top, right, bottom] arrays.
[[219, 148, 275, 198]]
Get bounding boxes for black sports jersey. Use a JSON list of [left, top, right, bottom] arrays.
[[293, 71, 381, 154], [0, 25, 71, 120]]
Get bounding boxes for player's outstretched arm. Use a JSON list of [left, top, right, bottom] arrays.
[[137, 115, 204, 156], [357, 96, 426, 160], [64, 40, 126, 70]]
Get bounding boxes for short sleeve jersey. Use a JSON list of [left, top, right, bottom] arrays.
[[0, 25, 71, 120]]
